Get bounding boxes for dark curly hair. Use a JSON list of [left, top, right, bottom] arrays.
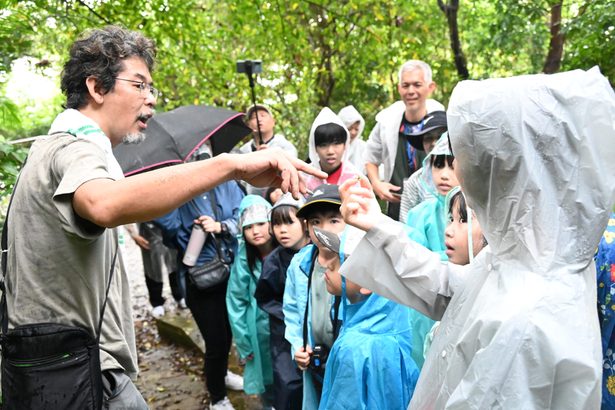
[[61, 26, 156, 109]]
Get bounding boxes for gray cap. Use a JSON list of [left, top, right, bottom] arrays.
[[272, 192, 306, 211], [245, 104, 273, 121]]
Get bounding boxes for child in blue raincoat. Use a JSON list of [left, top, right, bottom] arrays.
[[255, 193, 310, 409], [404, 132, 459, 368], [283, 184, 345, 410], [313, 226, 419, 409], [597, 213, 615, 409], [227, 195, 275, 404]]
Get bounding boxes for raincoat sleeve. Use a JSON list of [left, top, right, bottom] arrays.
[[341, 214, 462, 320], [400, 172, 421, 222], [255, 251, 284, 321], [217, 182, 243, 238], [226, 245, 255, 359], [283, 252, 306, 358]]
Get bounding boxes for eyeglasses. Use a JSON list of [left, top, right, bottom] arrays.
[[115, 77, 160, 99]]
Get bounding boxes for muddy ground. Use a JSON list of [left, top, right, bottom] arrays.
[[122, 233, 263, 410]]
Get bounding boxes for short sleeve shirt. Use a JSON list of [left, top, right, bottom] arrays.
[[5, 134, 138, 378], [310, 261, 334, 349]]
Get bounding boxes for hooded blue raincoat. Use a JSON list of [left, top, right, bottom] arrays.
[[226, 196, 274, 395], [402, 134, 455, 368], [283, 244, 341, 410], [319, 289, 420, 409], [597, 213, 615, 408]]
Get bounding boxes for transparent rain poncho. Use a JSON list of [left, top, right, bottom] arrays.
[[342, 67, 615, 409]]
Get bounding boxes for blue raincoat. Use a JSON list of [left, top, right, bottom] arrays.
[[319, 289, 420, 409], [226, 196, 274, 395], [405, 133, 454, 259], [597, 213, 615, 409], [283, 244, 341, 410], [403, 135, 455, 368]]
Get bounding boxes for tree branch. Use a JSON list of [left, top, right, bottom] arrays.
[[301, 0, 382, 42], [438, 0, 469, 79], [75, 0, 112, 25], [543, 0, 565, 74]]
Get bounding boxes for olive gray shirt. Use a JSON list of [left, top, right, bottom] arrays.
[[310, 262, 334, 349], [4, 134, 138, 378]]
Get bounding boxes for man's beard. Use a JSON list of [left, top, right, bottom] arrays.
[[122, 132, 146, 144]]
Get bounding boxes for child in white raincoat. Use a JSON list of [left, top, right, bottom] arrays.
[[339, 68, 615, 409]]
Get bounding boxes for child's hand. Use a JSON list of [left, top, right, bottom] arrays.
[[294, 346, 312, 371], [339, 176, 381, 231]]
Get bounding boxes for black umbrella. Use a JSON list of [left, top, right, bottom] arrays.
[[113, 105, 251, 176]]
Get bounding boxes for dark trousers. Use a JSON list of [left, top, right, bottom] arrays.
[[144, 272, 184, 308], [386, 200, 401, 221], [186, 281, 232, 403], [270, 318, 303, 410], [144, 275, 165, 307]]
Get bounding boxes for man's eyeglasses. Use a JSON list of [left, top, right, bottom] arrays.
[[115, 77, 160, 99]]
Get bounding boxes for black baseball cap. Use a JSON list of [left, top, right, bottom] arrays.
[[296, 184, 341, 218], [407, 110, 448, 150]]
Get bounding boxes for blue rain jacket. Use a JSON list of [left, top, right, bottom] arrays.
[[402, 134, 453, 368], [226, 196, 274, 395], [283, 244, 341, 410], [319, 290, 420, 409], [403, 195, 449, 368], [597, 213, 615, 408]]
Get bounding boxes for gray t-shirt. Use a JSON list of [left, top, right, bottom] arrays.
[[310, 261, 334, 349], [5, 134, 138, 378]]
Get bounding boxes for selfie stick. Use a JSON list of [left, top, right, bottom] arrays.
[[245, 65, 263, 145]]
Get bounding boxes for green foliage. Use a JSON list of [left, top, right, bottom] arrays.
[[0, 136, 28, 222], [0, 0, 612, 205], [563, 2, 615, 80]]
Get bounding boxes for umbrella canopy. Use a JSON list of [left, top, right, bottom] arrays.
[[113, 105, 251, 176]]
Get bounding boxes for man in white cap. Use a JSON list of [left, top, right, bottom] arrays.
[[364, 59, 444, 220], [236, 104, 298, 196]]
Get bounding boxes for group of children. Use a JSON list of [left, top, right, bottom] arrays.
[[218, 98, 494, 409]]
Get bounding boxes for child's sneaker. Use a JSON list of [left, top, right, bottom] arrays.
[[224, 371, 243, 391], [151, 305, 165, 319], [210, 397, 235, 410]]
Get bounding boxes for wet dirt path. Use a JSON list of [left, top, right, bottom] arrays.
[[122, 231, 263, 410]]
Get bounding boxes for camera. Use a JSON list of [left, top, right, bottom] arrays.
[[310, 345, 324, 369], [236, 60, 262, 74]]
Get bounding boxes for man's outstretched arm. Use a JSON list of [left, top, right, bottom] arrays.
[[74, 148, 326, 228]]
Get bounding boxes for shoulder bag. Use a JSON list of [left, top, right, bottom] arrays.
[[186, 189, 232, 291]]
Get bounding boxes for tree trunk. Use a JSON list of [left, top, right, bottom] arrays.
[[543, 1, 565, 74], [438, 0, 469, 80]]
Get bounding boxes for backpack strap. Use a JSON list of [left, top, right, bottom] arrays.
[[302, 248, 319, 349]]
